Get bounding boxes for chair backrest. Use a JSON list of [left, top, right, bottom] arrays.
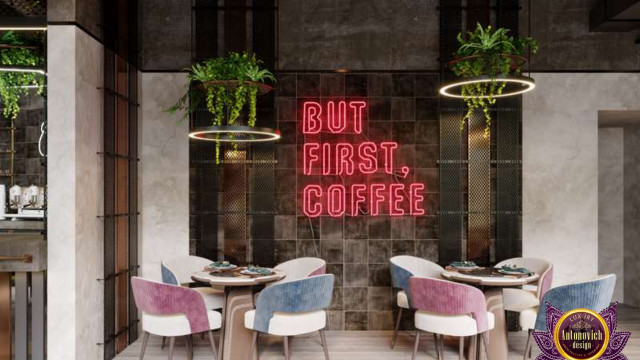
[[409, 276, 490, 333], [131, 277, 210, 334], [390, 256, 444, 307], [253, 274, 334, 333], [495, 257, 553, 300], [534, 274, 616, 331], [161, 255, 213, 285], [266, 257, 326, 287]]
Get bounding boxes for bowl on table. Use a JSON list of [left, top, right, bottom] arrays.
[[207, 261, 237, 271], [240, 266, 273, 276], [448, 261, 481, 271], [497, 264, 533, 276]]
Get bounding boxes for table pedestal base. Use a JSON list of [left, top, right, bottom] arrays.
[[485, 288, 508, 360], [219, 287, 257, 360]]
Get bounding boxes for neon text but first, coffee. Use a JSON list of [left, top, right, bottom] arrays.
[[301, 101, 426, 217]]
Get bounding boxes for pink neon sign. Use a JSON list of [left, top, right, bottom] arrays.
[[301, 101, 426, 217]]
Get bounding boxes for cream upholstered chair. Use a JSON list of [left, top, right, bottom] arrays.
[[161, 255, 224, 310], [245, 274, 334, 360], [131, 277, 222, 360], [409, 277, 495, 360], [519, 274, 616, 360], [494, 258, 552, 359], [389, 255, 444, 349], [265, 257, 326, 287], [494, 258, 553, 314]]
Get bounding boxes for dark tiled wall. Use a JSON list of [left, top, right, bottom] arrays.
[[273, 72, 439, 330], [0, 93, 46, 189]]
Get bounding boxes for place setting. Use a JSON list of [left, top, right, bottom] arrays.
[[204, 261, 275, 279]]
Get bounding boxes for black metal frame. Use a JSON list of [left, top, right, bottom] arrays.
[[190, 0, 277, 266], [102, 1, 139, 358], [438, 0, 523, 266]]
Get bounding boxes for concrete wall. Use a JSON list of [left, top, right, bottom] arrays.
[[624, 126, 640, 307], [520, 0, 640, 71], [523, 73, 640, 286], [138, 0, 191, 71], [48, 0, 102, 41], [139, 73, 190, 281], [278, 0, 439, 70], [598, 127, 624, 302], [48, 25, 104, 360]]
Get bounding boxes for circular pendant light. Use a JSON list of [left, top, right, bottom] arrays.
[[439, 74, 535, 99], [189, 125, 281, 143]]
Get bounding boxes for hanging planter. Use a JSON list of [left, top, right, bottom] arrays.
[[0, 31, 46, 120], [439, 24, 538, 137], [168, 52, 278, 164]]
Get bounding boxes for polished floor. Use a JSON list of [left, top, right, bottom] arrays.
[[115, 305, 640, 360]]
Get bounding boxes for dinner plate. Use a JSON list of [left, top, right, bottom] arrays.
[[498, 269, 531, 276], [241, 268, 272, 276], [208, 262, 237, 270]]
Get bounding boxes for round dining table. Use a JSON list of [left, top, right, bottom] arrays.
[[441, 267, 540, 360], [192, 268, 285, 360]]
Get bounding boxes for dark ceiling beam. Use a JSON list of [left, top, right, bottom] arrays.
[[590, 0, 640, 32]]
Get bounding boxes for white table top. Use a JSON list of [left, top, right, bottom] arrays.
[[441, 268, 540, 286], [192, 268, 285, 287]]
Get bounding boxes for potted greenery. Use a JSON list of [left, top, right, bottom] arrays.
[[168, 52, 276, 163], [0, 31, 45, 120], [450, 23, 537, 137]]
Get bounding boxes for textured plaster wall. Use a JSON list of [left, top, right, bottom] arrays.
[[523, 73, 640, 287], [139, 73, 190, 281], [624, 126, 640, 307], [598, 127, 624, 303], [47, 25, 104, 360]]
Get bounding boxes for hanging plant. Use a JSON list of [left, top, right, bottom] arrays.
[[168, 52, 275, 163], [451, 23, 537, 137], [0, 31, 45, 120]]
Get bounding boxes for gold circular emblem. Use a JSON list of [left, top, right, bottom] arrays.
[[553, 308, 610, 360]]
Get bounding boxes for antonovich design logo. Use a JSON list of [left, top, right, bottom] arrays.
[[533, 303, 630, 360]]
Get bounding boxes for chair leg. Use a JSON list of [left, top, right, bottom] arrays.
[[524, 329, 533, 360], [208, 331, 218, 360], [474, 334, 483, 360], [248, 331, 259, 360], [283, 336, 290, 360], [167, 337, 176, 360], [434, 333, 440, 359], [469, 335, 477, 360], [185, 336, 192, 360], [391, 307, 403, 349], [161, 336, 166, 350], [139, 332, 149, 360], [459, 337, 464, 360], [438, 335, 444, 360], [482, 334, 490, 360], [411, 331, 421, 360], [319, 330, 330, 360]]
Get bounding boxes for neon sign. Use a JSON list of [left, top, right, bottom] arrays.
[[301, 101, 426, 217]]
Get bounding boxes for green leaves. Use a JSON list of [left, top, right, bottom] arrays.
[[0, 31, 45, 120], [167, 52, 275, 164], [186, 52, 275, 84], [452, 24, 538, 138]]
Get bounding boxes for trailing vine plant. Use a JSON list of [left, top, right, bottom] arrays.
[[452, 23, 537, 137], [168, 52, 275, 163], [0, 31, 45, 120]]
